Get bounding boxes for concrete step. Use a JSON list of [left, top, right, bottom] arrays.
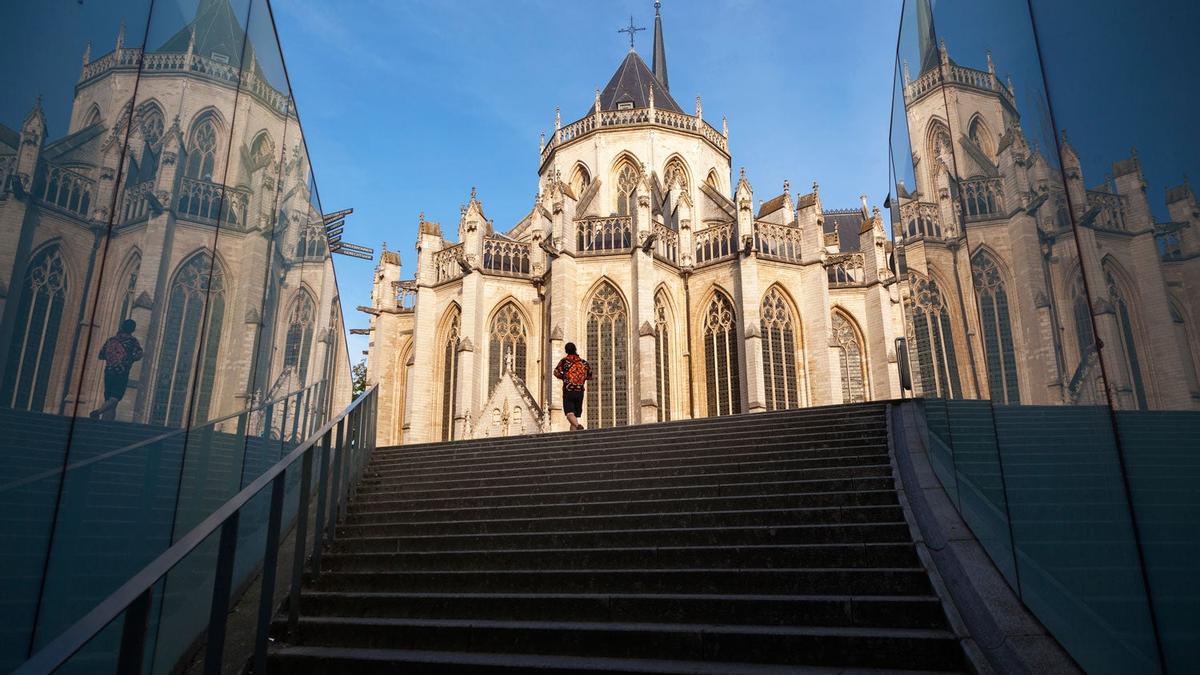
[[292, 591, 949, 629], [272, 616, 963, 671], [307, 567, 935, 596], [338, 504, 906, 536], [332, 523, 914, 553]]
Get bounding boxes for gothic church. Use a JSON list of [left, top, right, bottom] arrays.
[[362, 3, 1200, 445]]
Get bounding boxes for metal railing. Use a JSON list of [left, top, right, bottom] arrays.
[[13, 385, 378, 675]]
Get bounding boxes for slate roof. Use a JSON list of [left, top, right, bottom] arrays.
[[591, 51, 683, 116], [157, 0, 259, 74], [0, 123, 18, 151], [823, 209, 866, 252], [757, 193, 790, 219]]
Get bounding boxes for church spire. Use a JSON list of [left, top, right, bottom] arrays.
[[652, 1, 669, 91], [916, 0, 939, 74]]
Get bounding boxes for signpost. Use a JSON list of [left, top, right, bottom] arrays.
[[320, 208, 375, 260]]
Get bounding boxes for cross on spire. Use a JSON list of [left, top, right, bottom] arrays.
[[618, 15, 645, 50]]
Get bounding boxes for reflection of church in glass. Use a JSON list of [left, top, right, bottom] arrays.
[[897, 34, 1200, 412], [0, 0, 348, 426], [362, 5, 1200, 446]]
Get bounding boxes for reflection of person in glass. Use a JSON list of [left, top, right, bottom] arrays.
[[89, 319, 143, 420]]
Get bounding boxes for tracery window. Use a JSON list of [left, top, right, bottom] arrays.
[[141, 108, 164, 147], [760, 288, 800, 410], [1105, 265, 1148, 409], [440, 309, 461, 441], [150, 252, 226, 427], [833, 311, 868, 404], [972, 252, 1019, 404], [284, 292, 316, 384], [586, 282, 629, 428], [615, 162, 638, 216], [906, 274, 961, 398], [569, 164, 590, 197], [117, 252, 141, 323], [654, 292, 672, 421], [184, 118, 218, 180], [706, 170, 720, 190], [295, 223, 325, 259], [704, 291, 740, 416], [488, 303, 527, 392], [969, 117, 994, 159], [1, 246, 67, 411], [1170, 301, 1200, 395]]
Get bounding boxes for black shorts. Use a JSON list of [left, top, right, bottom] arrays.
[[562, 389, 584, 417], [104, 370, 130, 401]]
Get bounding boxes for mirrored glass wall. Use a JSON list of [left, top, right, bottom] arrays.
[[0, 0, 352, 670], [890, 1, 1199, 673]]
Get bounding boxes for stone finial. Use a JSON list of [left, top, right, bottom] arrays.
[[860, 194, 869, 213], [1006, 75, 1015, 93], [722, 115, 728, 138], [902, 60, 911, 85], [539, 131, 545, 152], [812, 180, 819, 194], [648, 82, 655, 110], [739, 167, 746, 180], [418, 211, 425, 224], [82, 41, 91, 66], [116, 21, 125, 50], [595, 88, 602, 113], [938, 38, 948, 62], [695, 95, 702, 119], [186, 24, 196, 56], [783, 179, 790, 196], [986, 49, 994, 74], [555, 106, 561, 130]]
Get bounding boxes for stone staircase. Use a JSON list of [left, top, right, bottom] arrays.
[[270, 403, 969, 673]]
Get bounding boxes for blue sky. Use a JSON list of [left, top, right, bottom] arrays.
[[271, 0, 903, 361]]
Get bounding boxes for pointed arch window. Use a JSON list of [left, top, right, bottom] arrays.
[[569, 164, 591, 197], [833, 311, 868, 404], [586, 282, 629, 428], [284, 292, 316, 384], [969, 117, 995, 159], [84, 105, 103, 127], [1170, 302, 1200, 395], [117, 252, 142, 323], [705, 170, 721, 190], [704, 292, 740, 416], [2, 246, 68, 411], [907, 274, 961, 399], [972, 252, 1020, 403], [615, 162, 638, 216], [760, 288, 800, 410], [488, 303, 527, 392], [141, 108, 164, 148], [663, 159, 689, 228], [150, 252, 226, 427], [184, 117, 218, 181], [654, 292, 672, 422], [295, 223, 325, 259], [1105, 265, 1148, 409], [440, 309, 461, 441]]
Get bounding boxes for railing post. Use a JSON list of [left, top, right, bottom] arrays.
[[203, 511, 240, 675], [278, 399, 290, 455], [329, 418, 346, 539], [253, 474, 286, 675], [261, 402, 274, 444], [287, 449, 313, 639], [116, 588, 153, 675], [311, 429, 332, 577], [292, 389, 305, 443]]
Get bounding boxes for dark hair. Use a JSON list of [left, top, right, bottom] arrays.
[[120, 319, 137, 334], [564, 342, 577, 355]]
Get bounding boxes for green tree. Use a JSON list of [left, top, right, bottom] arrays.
[[352, 358, 368, 397]]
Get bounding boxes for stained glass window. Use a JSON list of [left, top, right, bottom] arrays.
[[284, 292, 316, 384], [1, 246, 67, 411], [906, 274, 961, 398], [185, 117, 218, 181], [1105, 264, 1148, 409], [704, 291, 740, 416], [150, 252, 225, 427], [654, 292, 671, 421], [972, 252, 1019, 403], [489, 303, 527, 392], [833, 311, 867, 404], [586, 282, 628, 428], [440, 309, 461, 440], [760, 288, 799, 410]]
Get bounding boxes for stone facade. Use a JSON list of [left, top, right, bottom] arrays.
[[363, 15, 1200, 446], [0, 0, 352, 428]]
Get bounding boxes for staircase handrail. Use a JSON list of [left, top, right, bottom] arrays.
[[13, 384, 379, 675], [0, 379, 326, 496]]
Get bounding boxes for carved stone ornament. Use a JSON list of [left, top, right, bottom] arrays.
[[100, 167, 116, 181], [744, 323, 761, 339], [244, 306, 261, 324], [457, 336, 475, 353], [161, 151, 176, 166], [639, 320, 655, 337], [550, 325, 564, 341], [132, 291, 154, 310]]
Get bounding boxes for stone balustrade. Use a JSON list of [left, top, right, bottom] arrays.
[[1086, 189, 1129, 232], [694, 222, 736, 266], [899, 200, 944, 239], [576, 216, 633, 254], [826, 252, 866, 287], [393, 280, 417, 312], [543, 106, 728, 163], [905, 62, 1015, 108], [482, 237, 531, 276], [754, 221, 803, 263], [433, 243, 467, 283], [652, 221, 678, 264], [177, 177, 249, 228]]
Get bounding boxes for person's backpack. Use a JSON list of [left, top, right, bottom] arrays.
[[565, 358, 591, 391]]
